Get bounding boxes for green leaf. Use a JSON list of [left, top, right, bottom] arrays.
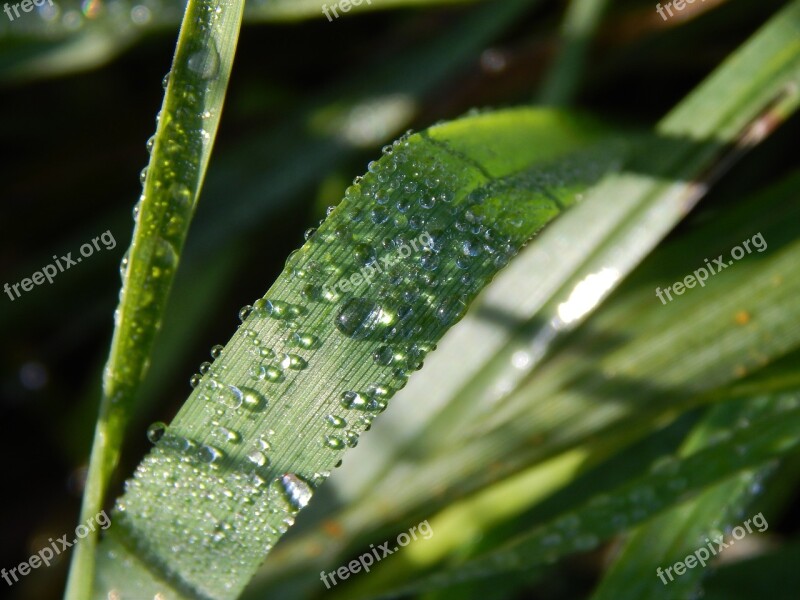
[[91, 107, 627, 599]]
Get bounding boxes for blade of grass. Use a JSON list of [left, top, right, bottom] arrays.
[[537, 0, 611, 105], [366, 391, 800, 597], [92, 108, 627, 599], [64, 0, 245, 597]]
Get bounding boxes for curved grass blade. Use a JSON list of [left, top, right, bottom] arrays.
[[367, 391, 800, 598], [64, 0, 245, 597], [89, 107, 626, 599], [590, 397, 785, 600], [326, 0, 800, 508], [252, 166, 800, 596], [246, 6, 800, 585]]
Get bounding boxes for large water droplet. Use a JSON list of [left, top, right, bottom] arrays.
[[372, 345, 394, 366], [241, 387, 268, 412], [335, 298, 389, 339], [247, 450, 268, 467], [291, 332, 319, 349], [187, 43, 220, 80], [324, 435, 345, 450], [279, 473, 313, 510], [325, 414, 347, 428], [198, 445, 223, 464], [146, 422, 167, 444], [278, 353, 307, 370]]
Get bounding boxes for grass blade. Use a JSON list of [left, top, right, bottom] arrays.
[[64, 0, 245, 597]]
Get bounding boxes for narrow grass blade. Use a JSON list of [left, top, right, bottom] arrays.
[[64, 0, 245, 597]]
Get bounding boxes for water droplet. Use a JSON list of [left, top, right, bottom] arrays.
[[146, 422, 167, 444], [241, 387, 268, 412], [215, 384, 243, 409], [335, 298, 389, 339], [279, 473, 313, 510], [198, 445, 223, 464], [145, 135, 155, 154], [372, 345, 394, 366], [419, 196, 435, 209], [210, 344, 224, 359], [119, 251, 130, 280], [264, 365, 284, 382], [255, 299, 290, 319], [239, 305, 253, 322], [354, 243, 377, 267], [247, 450, 268, 467], [340, 391, 387, 412], [461, 240, 481, 257], [278, 353, 307, 370], [161, 71, 170, 89], [324, 435, 345, 450], [435, 298, 468, 324], [291, 332, 319, 349], [325, 415, 347, 428], [187, 43, 220, 80], [213, 425, 240, 444], [189, 373, 202, 388]]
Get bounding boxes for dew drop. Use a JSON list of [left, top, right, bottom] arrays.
[[119, 251, 130, 280], [324, 435, 345, 450], [239, 305, 253, 322], [146, 422, 167, 444], [278, 353, 307, 370], [247, 450, 268, 467], [210, 344, 224, 359], [291, 332, 319, 350], [264, 365, 284, 382], [354, 243, 377, 267], [335, 298, 389, 339], [279, 473, 313, 510], [372, 345, 394, 366], [241, 387, 268, 412], [325, 414, 347, 428], [216, 384, 243, 409], [198, 445, 223, 464], [187, 43, 220, 80], [255, 299, 290, 319]]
